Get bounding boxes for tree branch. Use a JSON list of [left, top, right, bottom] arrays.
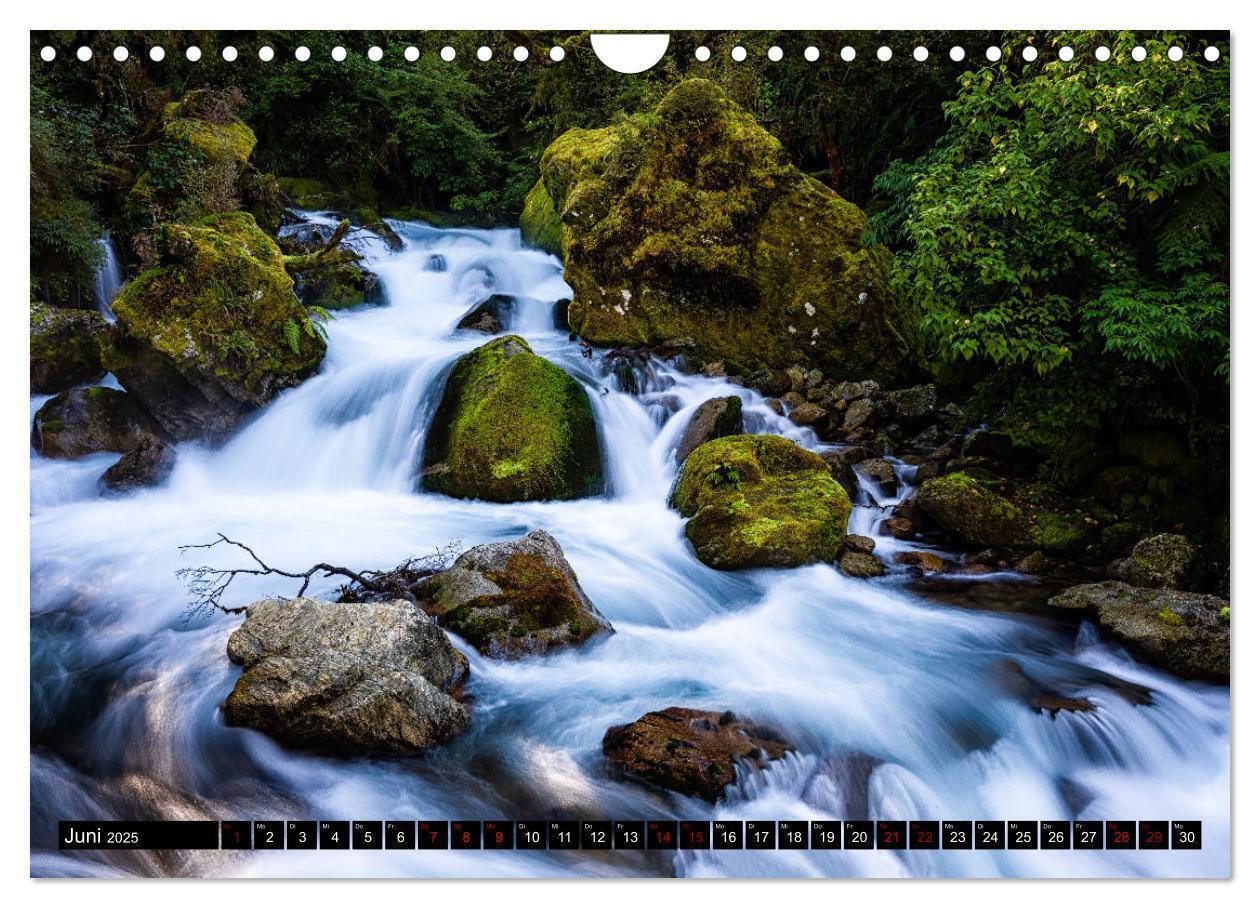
[[177, 533, 459, 621]]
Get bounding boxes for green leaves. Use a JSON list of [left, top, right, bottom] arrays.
[[883, 30, 1228, 380]]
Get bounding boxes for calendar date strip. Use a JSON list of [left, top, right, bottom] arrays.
[[59, 819, 1202, 851]]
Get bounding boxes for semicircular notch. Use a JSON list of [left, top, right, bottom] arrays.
[[589, 33, 670, 74]]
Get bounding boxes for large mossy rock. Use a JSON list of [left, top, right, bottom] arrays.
[[917, 472, 1090, 553], [520, 180, 563, 257], [422, 335, 602, 502], [416, 529, 613, 659], [1047, 582, 1229, 683], [533, 79, 905, 378], [224, 597, 470, 752], [123, 90, 274, 233], [30, 301, 107, 394], [31, 387, 162, 459], [603, 707, 792, 802], [671, 434, 851, 570], [1109, 534, 1203, 591], [102, 212, 326, 442]]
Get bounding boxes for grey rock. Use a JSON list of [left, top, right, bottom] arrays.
[[853, 457, 897, 496], [839, 550, 885, 578], [1108, 534, 1202, 590], [1047, 581, 1229, 682], [31, 387, 163, 459], [417, 529, 613, 659], [843, 397, 877, 430], [100, 437, 176, 491], [675, 396, 744, 463], [224, 597, 470, 752]]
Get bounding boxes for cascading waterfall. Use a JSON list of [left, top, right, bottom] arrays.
[[92, 233, 123, 323], [29, 214, 1229, 879]]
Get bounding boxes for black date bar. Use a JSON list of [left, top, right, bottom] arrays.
[[59, 821, 220, 850]]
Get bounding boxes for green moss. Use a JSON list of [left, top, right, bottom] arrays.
[[277, 176, 332, 208], [1219, 606, 1231, 621], [164, 114, 256, 168], [423, 336, 602, 502], [104, 212, 325, 403], [531, 79, 905, 378], [919, 472, 1091, 553], [672, 434, 851, 570], [520, 180, 563, 257], [1156, 607, 1185, 627], [30, 300, 106, 393]]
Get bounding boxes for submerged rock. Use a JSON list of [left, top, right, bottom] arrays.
[[675, 396, 744, 463], [1109, 534, 1202, 591], [1047, 581, 1229, 683], [422, 335, 602, 502], [671, 434, 851, 570], [100, 436, 177, 491], [224, 597, 470, 752], [103, 213, 326, 442], [416, 529, 612, 659], [602, 707, 792, 802], [534, 79, 905, 379], [30, 301, 107, 394], [31, 387, 162, 459]]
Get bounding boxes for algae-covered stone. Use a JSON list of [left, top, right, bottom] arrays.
[[30, 301, 107, 394], [1047, 581, 1228, 683], [31, 387, 162, 459], [671, 434, 851, 570], [917, 472, 1089, 553], [520, 179, 563, 256], [122, 90, 260, 233], [422, 335, 602, 502], [416, 529, 613, 659], [1109, 534, 1202, 591], [534, 79, 905, 378], [103, 212, 326, 442], [224, 597, 470, 752]]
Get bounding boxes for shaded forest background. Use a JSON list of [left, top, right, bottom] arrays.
[[30, 30, 1229, 522]]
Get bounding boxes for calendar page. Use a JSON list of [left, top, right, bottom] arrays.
[[28, 29, 1230, 879]]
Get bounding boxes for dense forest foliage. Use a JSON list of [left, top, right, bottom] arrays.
[[30, 29, 1230, 506]]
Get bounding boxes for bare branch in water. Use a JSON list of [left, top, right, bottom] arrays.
[[177, 533, 460, 621]]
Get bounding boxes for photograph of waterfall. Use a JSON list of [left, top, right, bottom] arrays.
[[28, 28, 1230, 882]]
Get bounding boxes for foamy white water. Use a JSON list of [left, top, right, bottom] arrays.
[[30, 215, 1230, 878]]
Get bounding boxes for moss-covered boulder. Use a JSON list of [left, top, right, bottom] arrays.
[[30, 301, 107, 393], [532, 79, 904, 378], [1047, 581, 1229, 683], [31, 387, 163, 459], [917, 472, 1090, 553], [671, 434, 851, 570], [603, 707, 792, 802], [520, 179, 563, 256], [102, 212, 326, 442], [122, 90, 265, 234], [416, 529, 613, 659], [1109, 534, 1203, 591], [422, 336, 602, 502]]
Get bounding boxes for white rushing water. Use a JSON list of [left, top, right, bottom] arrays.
[[92, 233, 123, 323], [30, 216, 1230, 878]]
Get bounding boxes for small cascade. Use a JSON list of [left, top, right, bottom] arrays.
[[92, 233, 123, 322]]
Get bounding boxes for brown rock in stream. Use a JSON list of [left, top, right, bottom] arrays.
[[603, 707, 792, 802]]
